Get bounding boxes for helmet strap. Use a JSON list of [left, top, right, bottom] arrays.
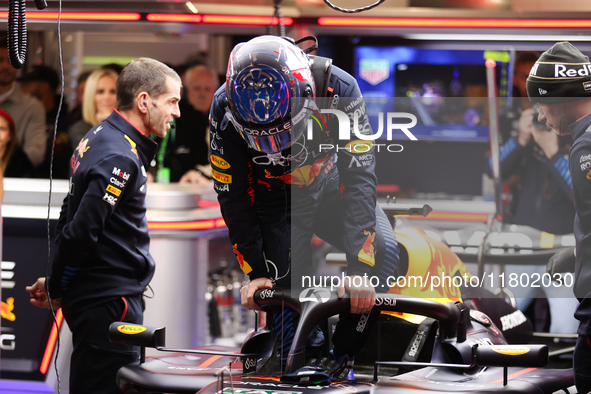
[[295, 35, 319, 54], [309, 55, 333, 99]]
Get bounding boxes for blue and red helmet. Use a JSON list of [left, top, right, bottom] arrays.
[[226, 36, 316, 154]]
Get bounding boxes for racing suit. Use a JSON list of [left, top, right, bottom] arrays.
[[48, 109, 157, 393], [568, 113, 591, 394], [210, 64, 400, 364]]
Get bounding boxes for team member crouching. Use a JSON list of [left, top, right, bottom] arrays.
[[210, 35, 400, 377]]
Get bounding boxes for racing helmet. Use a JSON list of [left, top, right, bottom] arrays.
[[226, 35, 316, 154]]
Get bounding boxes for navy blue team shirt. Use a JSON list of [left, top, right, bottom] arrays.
[[48, 109, 157, 316]]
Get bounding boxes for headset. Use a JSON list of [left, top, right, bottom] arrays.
[[144, 98, 175, 130], [144, 99, 151, 130]]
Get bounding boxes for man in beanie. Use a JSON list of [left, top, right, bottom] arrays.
[[490, 51, 577, 334], [527, 41, 591, 394]]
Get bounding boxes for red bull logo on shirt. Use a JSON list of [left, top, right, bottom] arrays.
[[264, 170, 293, 184], [264, 157, 329, 186], [233, 244, 252, 275], [358, 230, 376, 267], [76, 138, 90, 158], [124, 135, 138, 158], [1, 298, 15, 321], [72, 138, 90, 173], [345, 140, 373, 153]]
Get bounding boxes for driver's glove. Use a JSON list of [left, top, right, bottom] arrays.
[[546, 246, 576, 277]]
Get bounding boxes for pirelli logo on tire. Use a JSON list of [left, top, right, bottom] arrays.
[[212, 169, 232, 184]]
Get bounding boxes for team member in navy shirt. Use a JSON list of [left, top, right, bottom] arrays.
[[527, 41, 591, 394], [26, 57, 181, 394]]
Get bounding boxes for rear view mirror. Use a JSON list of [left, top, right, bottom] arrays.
[[475, 344, 548, 368], [109, 322, 165, 349]]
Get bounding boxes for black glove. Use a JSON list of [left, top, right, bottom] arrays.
[[546, 247, 576, 276]]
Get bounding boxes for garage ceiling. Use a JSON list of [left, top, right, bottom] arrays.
[[4, 0, 588, 17], [0, 0, 590, 37]]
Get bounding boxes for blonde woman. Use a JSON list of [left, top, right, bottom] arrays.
[[68, 68, 119, 149]]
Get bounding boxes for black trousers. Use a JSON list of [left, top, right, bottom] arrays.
[[65, 295, 143, 394], [574, 335, 591, 394]]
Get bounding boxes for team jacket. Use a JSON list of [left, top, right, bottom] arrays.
[[494, 135, 574, 234], [210, 65, 377, 279], [48, 110, 157, 315], [569, 113, 591, 335]]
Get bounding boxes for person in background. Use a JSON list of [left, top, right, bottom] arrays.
[[20, 65, 73, 179], [0, 108, 34, 177], [493, 52, 574, 230], [173, 63, 188, 91], [487, 51, 579, 334], [102, 63, 124, 75], [185, 65, 218, 115], [0, 35, 46, 170], [69, 71, 91, 123], [26, 57, 181, 394], [0, 108, 15, 172], [68, 68, 118, 150], [150, 64, 217, 185]]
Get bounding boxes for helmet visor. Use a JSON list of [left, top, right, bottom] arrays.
[[228, 99, 314, 154], [230, 65, 291, 125]]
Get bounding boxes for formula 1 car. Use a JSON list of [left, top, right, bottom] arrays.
[[109, 288, 573, 394], [108, 204, 574, 394]]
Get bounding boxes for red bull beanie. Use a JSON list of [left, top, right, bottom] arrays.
[[527, 41, 591, 103]]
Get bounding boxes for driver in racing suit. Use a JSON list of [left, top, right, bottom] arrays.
[[526, 41, 591, 394], [210, 35, 400, 375]]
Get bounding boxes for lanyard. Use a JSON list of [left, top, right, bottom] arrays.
[[152, 119, 176, 183], [153, 119, 176, 171]]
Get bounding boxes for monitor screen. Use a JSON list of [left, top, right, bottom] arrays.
[[354, 46, 512, 143]]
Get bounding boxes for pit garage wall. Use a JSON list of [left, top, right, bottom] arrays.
[[0, 179, 232, 389]]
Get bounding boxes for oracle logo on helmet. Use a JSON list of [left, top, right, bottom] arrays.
[[242, 122, 292, 137]]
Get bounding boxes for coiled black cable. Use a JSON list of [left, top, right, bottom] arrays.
[[7, 0, 59, 389], [45, 1, 65, 391], [274, 0, 286, 38], [7, 0, 47, 68], [323, 0, 387, 13], [268, 0, 286, 37], [7, 0, 27, 69]]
